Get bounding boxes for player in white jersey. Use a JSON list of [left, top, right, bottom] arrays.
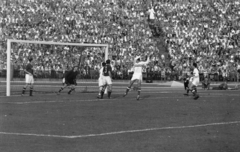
[[97, 62, 106, 98], [123, 55, 150, 100], [184, 63, 200, 100]]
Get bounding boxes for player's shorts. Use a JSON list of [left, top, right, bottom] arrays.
[[98, 76, 104, 87], [65, 78, 75, 85], [192, 78, 199, 86], [102, 76, 112, 85], [131, 74, 142, 82], [25, 74, 34, 84]]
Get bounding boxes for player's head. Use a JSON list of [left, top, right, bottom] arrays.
[[72, 66, 78, 72], [136, 56, 141, 62], [102, 62, 106, 67], [106, 59, 111, 64], [193, 62, 197, 68], [28, 57, 33, 62]]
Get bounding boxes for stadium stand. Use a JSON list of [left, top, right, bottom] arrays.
[[0, 0, 240, 82]]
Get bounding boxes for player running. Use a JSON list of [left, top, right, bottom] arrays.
[[123, 55, 150, 100], [99, 59, 112, 99], [184, 63, 200, 100], [57, 66, 79, 95], [21, 57, 35, 96]]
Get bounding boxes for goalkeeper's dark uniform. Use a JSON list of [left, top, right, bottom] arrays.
[[64, 70, 79, 85], [57, 67, 79, 94]]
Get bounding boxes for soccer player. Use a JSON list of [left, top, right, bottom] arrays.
[[123, 55, 150, 100], [184, 63, 200, 100], [57, 66, 79, 95], [183, 74, 190, 91], [22, 57, 34, 96], [99, 59, 112, 99], [97, 62, 107, 98]]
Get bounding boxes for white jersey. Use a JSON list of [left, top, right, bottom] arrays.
[[98, 67, 104, 86], [131, 57, 150, 81], [192, 68, 200, 86]]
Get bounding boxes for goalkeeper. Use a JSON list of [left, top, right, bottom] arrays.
[[57, 66, 79, 95]]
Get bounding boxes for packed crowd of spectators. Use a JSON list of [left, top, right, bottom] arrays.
[[0, 0, 240, 82]]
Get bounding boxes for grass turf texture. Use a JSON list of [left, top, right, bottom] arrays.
[[0, 84, 240, 152]]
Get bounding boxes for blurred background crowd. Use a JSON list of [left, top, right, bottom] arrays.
[[0, 0, 240, 82]]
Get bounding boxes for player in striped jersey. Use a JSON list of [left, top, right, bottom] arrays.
[[99, 59, 113, 99]]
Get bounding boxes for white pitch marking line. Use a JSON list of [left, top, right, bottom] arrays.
[[0, 90, 239, 99], [0, 121, 239, 139], [0, 94, 239, 104]]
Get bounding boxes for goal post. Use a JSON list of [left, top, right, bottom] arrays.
[[6, 39, 109, 96]]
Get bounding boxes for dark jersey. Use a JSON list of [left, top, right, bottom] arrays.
[[25, 63, 33, 74], [103, 64, 112, 76], [65, 70, 79, 84]]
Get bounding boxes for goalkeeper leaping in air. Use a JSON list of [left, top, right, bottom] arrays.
[[57, 66, 79, 95], [123, 55, 151, 100]]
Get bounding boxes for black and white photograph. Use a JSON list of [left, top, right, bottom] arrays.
[[0, 0, 240, 151]]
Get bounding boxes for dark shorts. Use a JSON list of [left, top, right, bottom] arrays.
[[65, 79, 76, 85]]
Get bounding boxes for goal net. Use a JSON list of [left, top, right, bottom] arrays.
[[5, 39, 109, 96]]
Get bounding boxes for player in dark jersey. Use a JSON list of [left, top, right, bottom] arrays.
[[57, 66, 79, 95], [22, 57, 34, 96], [99, 59, 112, 99]]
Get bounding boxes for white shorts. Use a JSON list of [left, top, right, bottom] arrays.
[[98, 76, 104, 87], [131, 74, 142, 82], [102, 76, 112, 85], [25, 74, 34, 84], [192, 78, 199, 86]]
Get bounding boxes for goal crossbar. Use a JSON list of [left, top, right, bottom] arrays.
[[6, 39, 109, 96]]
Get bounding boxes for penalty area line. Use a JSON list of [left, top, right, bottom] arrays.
[[0, 121, 239, 139]]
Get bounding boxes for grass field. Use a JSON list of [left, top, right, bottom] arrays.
[[0, 82, 240, 152]]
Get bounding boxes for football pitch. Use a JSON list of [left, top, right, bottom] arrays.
[[0, 82, 240, 152]]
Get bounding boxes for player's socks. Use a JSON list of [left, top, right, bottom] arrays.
[[184, 88, 190, 96], [191, 87, 200, 99], [136, 90, 141, 100], [123, 87, 130, 97], [194, 94, 199, 100], [138, 90, 141, 95], [191, 87, 196, 96], [108, 91, 112, 99], [22, 87, 26, 95], [68, 88, 74, 94], [136, 95, 140, 100], [58, 87, 64, 93], [100, 91, 104, 99], [29, 88, 33, 96]]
